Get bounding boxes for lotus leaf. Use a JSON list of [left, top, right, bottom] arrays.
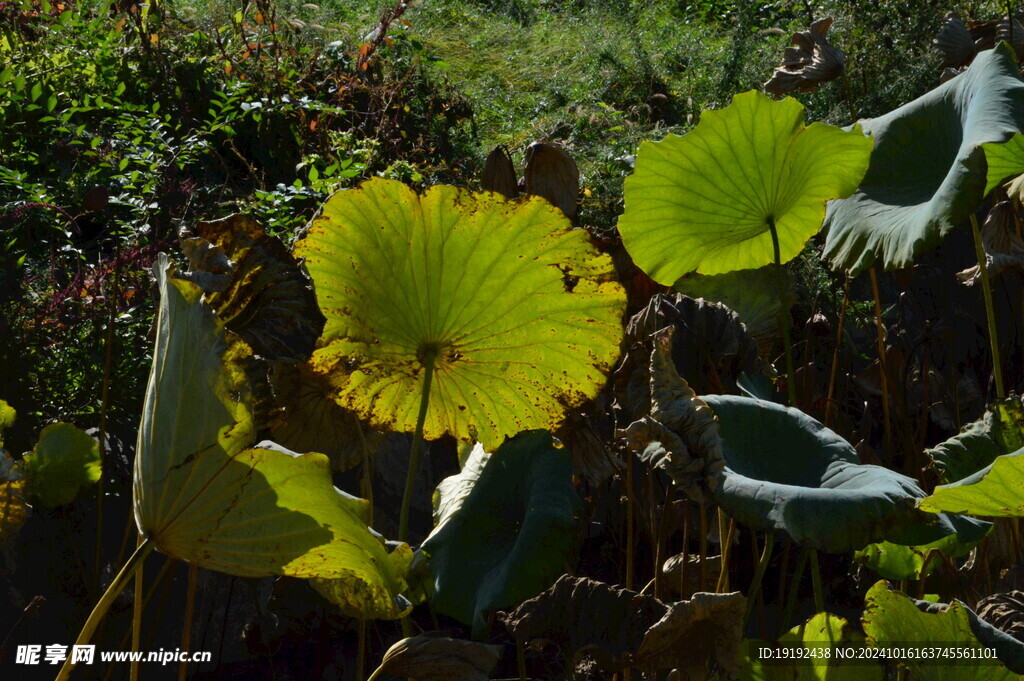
[[855, 530, 988, 581], [741, 612, 881, 681], [706, 394, 991, 553], [524, 142, 579, 216], [420, 430, 580, 636], [926, 395, 1024, 484], [823, 44, 1024, 275], [22, 423, 100, 508], [499, 574, 744, 677], [763, 18, 847, 96], [294, 178, 625, 445], [0, 399, 14, 443], [984, 131, 1024, 199], [863, 580, 1024, 679], [920, 448, 1024, 517], [371, 634, 503, 681], [481, 145, 519, 200], [177, 214, 325, 361], [618, 90, 871, 281], [135, 254, 411, 619]]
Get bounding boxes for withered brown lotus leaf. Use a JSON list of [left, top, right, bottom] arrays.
[[764, 17, 845, 95], [957, 202, 1024, 285], [481, 145, 519, 200], [375, 634, 503, 681], [524, 142, 579, 217]]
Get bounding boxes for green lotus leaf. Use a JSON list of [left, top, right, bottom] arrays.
[[674, 265, 795, 348], [294, 178, 626, 446], [984, 131, 1024, 200], [22, 423, 100, 508], [135, 254, 412, 619], [823, 44, 1024, 275], [706, 395, 991, 553], [862, 581, 1022, 679], [854, 528, 989, 581], [920, 448, 1024, 517], [420, 430, 581, 636], [0, 399, 14, 445], [617, 89, 871, 281], [0, 449, 28, 544], [741, 612, 882, 681], [177, 214, 325, 361], [926, 396, 1024, 484]]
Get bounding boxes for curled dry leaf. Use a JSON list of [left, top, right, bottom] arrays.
[[373, 634, 503, 681], [177, 214, 326, 361], [957, 202, 1024, 285], [978, 591, 1024, 642], [764, 17, 845, 95], [498, 574, 744, 678], [935, 13, 1024, 69], [524, 142, 579, 217], [661, 552, 722, 598], [481, 145, 519, 200]]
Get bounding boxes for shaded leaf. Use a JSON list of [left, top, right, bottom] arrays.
[[524, 142, 579, 217], [741, 612, 881, 681], [661, 552, 722, 598], [823, 44, 1024, 275], [674, 266, 795, 351], [855, 530, 989, 581], [421, 430, 581, 636], [267, 360, 381, 473], [481, 145, 519, 200], [0, 450, 28, 544], [934, 14, 977, 69], [957, 202, 1024, 285], [178, 214, 325, 361], [373, 634, 503, 681], [764, 18, 846, 95], [619, 90, 871, 280], [22, 423, 100, 508], [136, 254, 412, 619], [706, 394, 991, 553], [863, 581, 1023, 679], [499, 574, 745, 677], [295, 178, 625, 446], [925, 395, 1024, 484]]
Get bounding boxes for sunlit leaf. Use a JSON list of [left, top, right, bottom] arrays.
[[741, 612, 881, 681], [618, 90, 871, 281], [925, 395, 1024, 484], [855, 529, 989, 581], [295, 178, 625, 445], [135, 254, 411, 619], [764, 17, 846, 95], [22, 423, 100, 508]]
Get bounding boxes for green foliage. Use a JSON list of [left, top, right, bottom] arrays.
[[618, 91, 871, 280], [21, 422, 100, 508], [741, 612, 881, 681], [295, 178, 626, 445]]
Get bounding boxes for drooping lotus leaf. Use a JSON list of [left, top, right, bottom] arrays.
[[920, 448, 1024, 517], [295, 178, 625, 445], [741, 612, 882, 681], [618, 292, 763, 401], [983, 131, 1024, 199], [178, 214, 326, 361], [524, 142, 579, 217], [0, 450, 28, 544], [862, 581, 1024, 679], [617, 90, 871, 281], [674, 265, 795, 350], [978, 592, 1024, 645], [855, 529, 989, 581], [926, 395, 1024, 484], [480, 145, 519, 200], [22, 423, 100, 508], [957, 202, 1024, 285], [706, 394, 991, 553], [499, 574, 745, 678], [372, 634, 503, 681], [135, 254, 411, 619], [420, 430, 581, 636], [823, 44, 1024, 275], [763, 17, 847, 96]]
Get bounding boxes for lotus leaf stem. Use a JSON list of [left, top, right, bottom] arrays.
[[869, 267, 894, 456], [399, 349, 437, 543], [783, 547, 810, 630], [824, 276, 850, 427], [56, 536, 155, 681], [743, 532, 775, 629], [970, 213, 1006, 399], [767, 217, 798, 406], [809, 548, 825, 614]]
